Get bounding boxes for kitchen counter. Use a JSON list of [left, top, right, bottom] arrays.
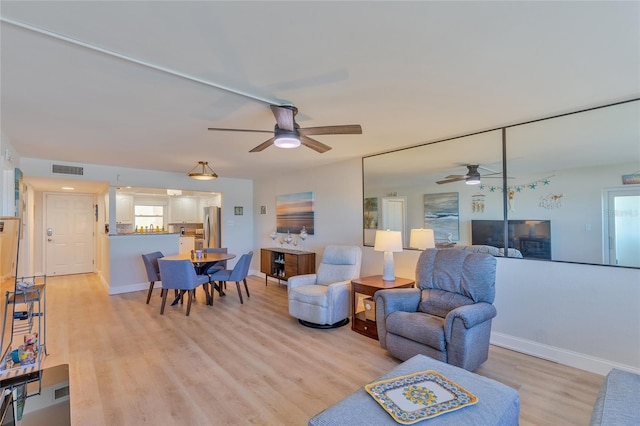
[[106, 232, 180, 295]]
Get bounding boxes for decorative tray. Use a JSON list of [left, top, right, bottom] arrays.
[[364, 370, 478, 424]]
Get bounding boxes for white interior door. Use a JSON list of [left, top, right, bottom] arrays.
[[45, 193, 95, 276], [605, 189, 640, 267], [381, 196, 407, 246]]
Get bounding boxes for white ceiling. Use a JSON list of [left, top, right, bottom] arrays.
[[1, 1, 639, 191]]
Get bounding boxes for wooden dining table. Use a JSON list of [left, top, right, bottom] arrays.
[[163, 252, 236, 263], [162, 252, 236, 305]]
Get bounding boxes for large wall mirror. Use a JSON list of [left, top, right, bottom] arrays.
[[363, 99, 640, 268]]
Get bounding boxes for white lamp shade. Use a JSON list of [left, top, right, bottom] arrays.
[[409, 228, 435, 250], [374, 230, 403, 252]]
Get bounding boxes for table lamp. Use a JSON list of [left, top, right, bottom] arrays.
[[409, 228, 435, 250], [525, 220, 541, 238], [374, 230, 403, 281]]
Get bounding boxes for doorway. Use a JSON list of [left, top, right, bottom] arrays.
[[45, 193, 95, 276], [604, 188, 640, 267], [381, 196, 407, 246]]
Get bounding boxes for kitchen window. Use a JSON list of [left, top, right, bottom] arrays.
[[135, 205, 165, 231]]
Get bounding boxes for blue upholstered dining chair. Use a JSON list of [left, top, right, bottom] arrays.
[[208, 251, 253, 304], [204, 247, 229, 274], [141, 251, 164, 304], [157, 259, 211, 316]]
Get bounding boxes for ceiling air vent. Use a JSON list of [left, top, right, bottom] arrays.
[[52, 164, 84, 176]]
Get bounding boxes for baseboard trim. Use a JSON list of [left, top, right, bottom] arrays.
[[98, 273, 109, 293], [491, 332, 639, 376], [107, 282, 149, 295]]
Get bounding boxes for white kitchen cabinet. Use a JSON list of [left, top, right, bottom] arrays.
[[169, 197, 198, 223], [198, 197, 220, 221], [115, 194, 134, 224], [179, 236, 195, 254]]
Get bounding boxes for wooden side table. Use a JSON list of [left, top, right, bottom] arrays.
[[351, 275, 414, 340]]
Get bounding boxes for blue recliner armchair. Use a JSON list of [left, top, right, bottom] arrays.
[[375, 248, 497, 371]]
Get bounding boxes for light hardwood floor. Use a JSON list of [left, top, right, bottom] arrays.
[[38, 273, 602, 425]]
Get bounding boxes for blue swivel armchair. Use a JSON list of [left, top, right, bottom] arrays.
[[288, 245, 362, 328]]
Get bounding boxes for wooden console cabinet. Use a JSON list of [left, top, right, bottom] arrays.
[[260, 248, 315, 285]]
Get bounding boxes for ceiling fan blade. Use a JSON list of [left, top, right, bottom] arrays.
[[249, 137, 276, 153], [208, 127, 272, 134], [443, 174, 466, 179], [436, 177, 464, 185], [299, 124, 362, 136], [478, 165, 501, 174], [270, 105, 295, 131], [300, 135, 332, 153], [483, 175, 514, 179]]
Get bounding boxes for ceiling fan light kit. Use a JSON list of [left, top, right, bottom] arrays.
[[464, 165, 481, 185], [465, 174, 481, 185], [437, 164, 505, 185], [273, 129, 301, 149], [208, 104, 362, 153], [188, 161, 218, 180]]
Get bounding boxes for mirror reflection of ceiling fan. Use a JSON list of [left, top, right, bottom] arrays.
[[208, 104, 362, 153], [436, 164, 509, 185]]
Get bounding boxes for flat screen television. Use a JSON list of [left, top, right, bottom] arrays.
[[471, 220, 551, 259]]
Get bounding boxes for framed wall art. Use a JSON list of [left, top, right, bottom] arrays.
[[424, 192, 459, 242], [276, 191, 314, 234], [363, 197, 378, 229]]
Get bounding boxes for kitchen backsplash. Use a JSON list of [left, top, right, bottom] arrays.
[[168, 223, 203, 235], [116, 223, 134, 234]]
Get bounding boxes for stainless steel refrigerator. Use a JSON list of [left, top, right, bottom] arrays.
[[203, 206, 221, 248]]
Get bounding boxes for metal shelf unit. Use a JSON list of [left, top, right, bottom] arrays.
[[0, 275, 47, 379]]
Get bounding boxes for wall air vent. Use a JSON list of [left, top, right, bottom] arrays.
[[52, 164, 84, 176], [54, 385, 70, 400]]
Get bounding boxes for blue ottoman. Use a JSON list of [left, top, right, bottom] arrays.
[[590, 368, 640, 425], [309, 354, 519, 425]]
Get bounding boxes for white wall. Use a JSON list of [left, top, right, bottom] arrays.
[[108, 233, 179, 295], [18, 157, 255, 274], [254, 159, 364, 257], [254, 157, 640, 375], [0, 133, 19, 216]]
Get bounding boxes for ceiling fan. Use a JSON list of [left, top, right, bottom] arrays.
[[208, 105, 362, 153], [436, 165, 506, 185]]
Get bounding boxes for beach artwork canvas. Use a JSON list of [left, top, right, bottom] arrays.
[[277, 192, 315, 234], [424, 192, 459, 242]]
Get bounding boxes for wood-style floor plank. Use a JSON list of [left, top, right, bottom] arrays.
[[38, 273, 602, 425]]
